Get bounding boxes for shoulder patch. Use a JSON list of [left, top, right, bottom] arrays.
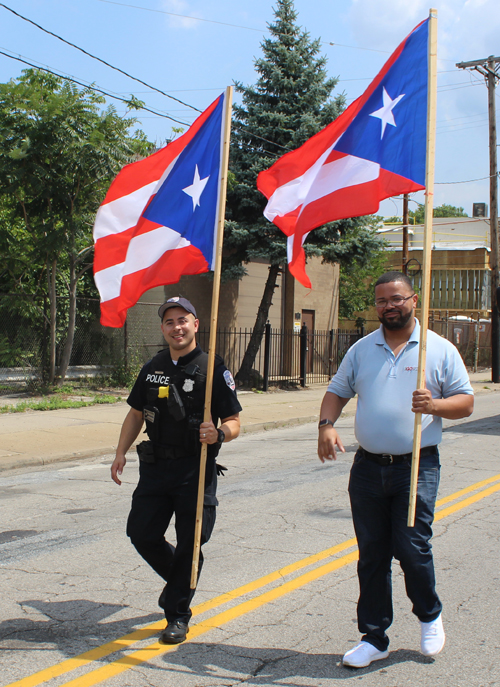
[[223, 370, 236, 391]]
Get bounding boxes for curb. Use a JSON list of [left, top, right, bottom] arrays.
[[240, 415, 319, 434], [0, 414, 323, 474], [0, 446, 119, 473]]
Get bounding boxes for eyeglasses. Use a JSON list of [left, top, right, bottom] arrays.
[[374, 295, 415, 308]]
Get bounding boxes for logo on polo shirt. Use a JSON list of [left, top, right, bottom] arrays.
[[405, 366, 418, 372]]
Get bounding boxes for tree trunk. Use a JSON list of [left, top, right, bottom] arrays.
[[236, 263, 281, 385], [47, 259, 57, 385], [57, 256, 77, 384]]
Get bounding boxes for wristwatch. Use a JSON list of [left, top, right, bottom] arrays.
[[318, 419, 335, 429], [217, 428, 226, 445]]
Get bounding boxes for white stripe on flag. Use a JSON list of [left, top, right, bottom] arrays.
[[93, 180, 159, 241], [264, 151, 380, 223], [94, 262, 125, 303], [301, 155, 380, 210], [263, 143, 336, 222], [93, 154, 181, 242], [287, 235, 293, 264], [95, 226, 191, 302], [287, 232, 309, 265]]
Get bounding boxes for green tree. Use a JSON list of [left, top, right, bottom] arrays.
[[409, 203, 468, 224], [333, 225, 391, 320], [225, 0, 384, 383], [0, 69, 153, 383]]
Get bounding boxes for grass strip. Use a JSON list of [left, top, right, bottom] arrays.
[[0, 395, 120, 414]]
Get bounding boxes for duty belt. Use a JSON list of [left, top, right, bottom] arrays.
[[154, 445, 189, 461], [359, 445, 438, 466]]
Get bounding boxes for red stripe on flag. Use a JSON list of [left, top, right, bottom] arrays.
[[99, 246, 209, 327], [93, 217, 162, 274], [295, 168, 424, 233], [287, 169, 424, 289]]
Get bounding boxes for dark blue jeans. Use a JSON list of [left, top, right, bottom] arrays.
[[348, 448, 442, 651]]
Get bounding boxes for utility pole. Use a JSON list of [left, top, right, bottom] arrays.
[[457, 56, 500, 382]]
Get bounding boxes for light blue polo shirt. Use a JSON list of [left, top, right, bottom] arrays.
[[327, 320, 473, 454]]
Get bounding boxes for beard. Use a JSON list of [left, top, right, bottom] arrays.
[[379, 309, 413, 330]]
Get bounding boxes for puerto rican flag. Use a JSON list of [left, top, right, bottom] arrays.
[[257, 19, 429, 288], [93, 93, 226, 327]]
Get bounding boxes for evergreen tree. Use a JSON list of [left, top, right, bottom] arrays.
[[225, 0, 385, 383]]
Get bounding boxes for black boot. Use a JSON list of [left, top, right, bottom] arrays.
[[160, 620, 189, 644]]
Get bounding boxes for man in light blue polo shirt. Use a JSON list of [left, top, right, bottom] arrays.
[[318, 271, 473, 669]]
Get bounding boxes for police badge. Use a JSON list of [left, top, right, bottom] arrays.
[[183, 379, 195, 393]]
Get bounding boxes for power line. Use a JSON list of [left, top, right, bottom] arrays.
[[436, 112, 491, 124], [4, 4, 494, 174], [0, 50, 191, 126], [438, 81, 485, 93], [119, 88, 226, 94], [435, 173, 499, 185], [0, 3, 315, 156], [0, 44, 208, 121], [0, 49, 291, 159], [96, 0, 393, 54], [0, 3, 202, 112], [327, 42, 389, 54], [96, 0, 265, 32], [436, 122, 489, 135], [93, 0, 475, 66]]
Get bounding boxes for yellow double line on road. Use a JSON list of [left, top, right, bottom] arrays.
[[6, 473, 500, 687]]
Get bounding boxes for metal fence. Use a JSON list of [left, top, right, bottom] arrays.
[[2, 293, 488, 390], [0, 295, 363, 389], [196, 324, 363, 388], [344, 316, 492, 370], [429, 318, 492, 370]]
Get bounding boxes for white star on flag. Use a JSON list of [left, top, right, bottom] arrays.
[[182, 165, 210, 210], [369, 87, 405, 139]]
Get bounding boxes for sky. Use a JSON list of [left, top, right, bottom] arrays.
[[1, 0, 499, 219]]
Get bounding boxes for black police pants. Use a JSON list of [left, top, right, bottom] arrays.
[[126, 457, 216, 624]]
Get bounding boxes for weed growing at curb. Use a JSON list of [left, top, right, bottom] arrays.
[[0, 395, 120, 414]]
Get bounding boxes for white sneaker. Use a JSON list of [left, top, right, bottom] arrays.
[[420, 614, 446, 656], [342, 641, 389, 668]]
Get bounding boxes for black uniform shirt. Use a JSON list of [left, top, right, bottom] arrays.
[[127, 344, 242, 425]]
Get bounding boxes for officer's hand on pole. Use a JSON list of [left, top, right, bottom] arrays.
[[111, 454, 126, 485], [199, 421, 217, 444], [317, 427, 345, 463]]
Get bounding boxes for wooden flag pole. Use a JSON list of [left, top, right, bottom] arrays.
[[408, 9, 438, 527], [190, 85, 233, 589]]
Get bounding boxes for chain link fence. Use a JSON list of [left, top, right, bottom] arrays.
[[0, 295, 124, 387]]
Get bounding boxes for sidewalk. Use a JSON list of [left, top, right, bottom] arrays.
[[0, 372, 497, 472]]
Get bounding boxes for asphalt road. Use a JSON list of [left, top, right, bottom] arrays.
[[1, 393, 499, 687]]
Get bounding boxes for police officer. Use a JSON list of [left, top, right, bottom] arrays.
[[111, 297, 241, 644]]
